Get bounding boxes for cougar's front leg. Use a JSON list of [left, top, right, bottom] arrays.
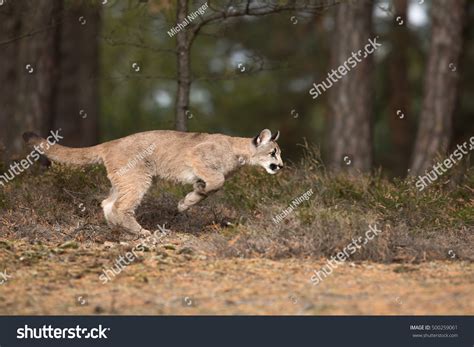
[[178, 169, 225, 212]]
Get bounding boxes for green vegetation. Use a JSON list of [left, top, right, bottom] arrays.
[[1, 147, 472, 262]]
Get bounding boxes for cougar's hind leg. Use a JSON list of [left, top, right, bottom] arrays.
[[105, 173, 153, 237], [102, 185, 119, 227]]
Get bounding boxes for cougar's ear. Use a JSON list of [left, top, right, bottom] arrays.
[[252, 129, 272, 147], [271, 130, 280, 142]]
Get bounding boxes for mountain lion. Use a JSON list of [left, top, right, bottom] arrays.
[[23, 129, 283, 237]]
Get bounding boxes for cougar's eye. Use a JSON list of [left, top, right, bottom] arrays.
[[270, 149, 277, 157]]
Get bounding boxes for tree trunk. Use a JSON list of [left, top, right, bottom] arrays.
[[53, 1, 101, 146], [327, 0, 374, 173], [175, 0, 190, 132], [389, 0, 412, 176], [0, 1, 22, 159], [410, 0, 466, 176], [14, 0, 62, 150]]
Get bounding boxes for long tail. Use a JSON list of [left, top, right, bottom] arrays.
[[23, 132, 103, 165]]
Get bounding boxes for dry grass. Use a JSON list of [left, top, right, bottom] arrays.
[[1, 146, 473, 263]]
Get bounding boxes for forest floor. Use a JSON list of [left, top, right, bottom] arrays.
[[0, 236, 473, 315], [0, 152, 473, 314]]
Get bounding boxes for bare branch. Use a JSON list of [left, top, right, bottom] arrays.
[[0, 9, 74, 47], [195, 63, 292, 82], [0, 25, 54, 47], [99, 35, 176, 54], [189, 0, 342, 43], [99, 74, 177, 82]]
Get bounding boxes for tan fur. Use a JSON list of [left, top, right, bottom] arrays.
[[24, 129, 283, 237]]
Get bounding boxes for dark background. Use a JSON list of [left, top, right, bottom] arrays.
[[0, 0, 472, 177]]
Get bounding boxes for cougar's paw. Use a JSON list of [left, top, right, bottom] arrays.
[[193, 179, 206, 192], [177, 200, 189, 213], [139, 228, 152, 238]]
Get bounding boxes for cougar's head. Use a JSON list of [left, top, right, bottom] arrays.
[[251, 129, 283, 175]]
